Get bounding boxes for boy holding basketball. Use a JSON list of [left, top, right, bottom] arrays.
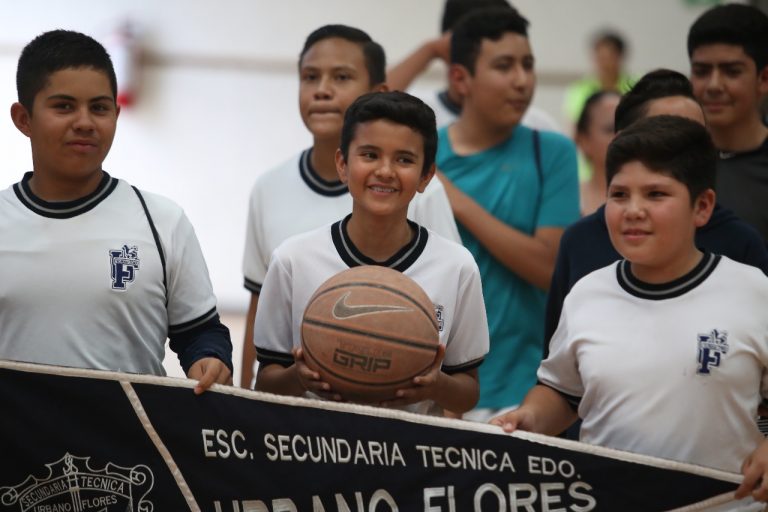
[[240, 25, 460, 388], [0, 30, 232, 392], [254, 91, 489, 416], [491, 115, 768, 507]]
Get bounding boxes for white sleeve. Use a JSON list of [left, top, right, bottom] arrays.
[[408, 178, 461, 243], [521, 105, 562, 134], [252, 250, 295, 366], [164, 209, 218, 329], [242, 182, 269, 293], [442, 258, 489, 372], [537, 301, 583, 398]]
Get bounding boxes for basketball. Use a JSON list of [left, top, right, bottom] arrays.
[[301, 265, 440, 403]]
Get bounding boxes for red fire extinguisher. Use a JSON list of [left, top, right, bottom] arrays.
[[106, 20, 141, 108]]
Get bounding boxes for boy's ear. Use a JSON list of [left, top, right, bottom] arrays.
[[10, 102, 32, 138], [449, 63, 472, 97], [373, 82, 388, 93], [417, 163, 436, 193], [757, 65, 768, 96], [693, 188, 716, 228], [335, 148, 349, 183]]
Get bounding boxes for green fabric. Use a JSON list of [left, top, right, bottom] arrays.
[[563, 73, 635, 123]]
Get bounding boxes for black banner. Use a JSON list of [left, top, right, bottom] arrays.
[[0, 361, 742, 511]]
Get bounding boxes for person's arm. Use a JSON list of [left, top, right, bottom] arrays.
[[170, 314, 234, 394], [544, 239, 573, 354], [239, 292, 259, 388], [153, 196, 234, 395], [408, 176, 461, 243], [489, 384, 578, 435], [256, 347, 341, 400], [379, 346, 480, 414], [438, 171, 562, 290], [736, 438, 768, 502], [387, 33, 451, 92]]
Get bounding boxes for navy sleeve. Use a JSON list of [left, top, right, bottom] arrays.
[[740, 231, 768, 277], [544, 245, 570, 356], [169, 314, 233, 374]]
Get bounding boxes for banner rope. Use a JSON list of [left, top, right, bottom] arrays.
[[120, 381, 201, 511]]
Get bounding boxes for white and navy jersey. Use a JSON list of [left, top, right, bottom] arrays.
[[242, 148, 460, 293], [254, 215, 489, 415], [540, 253, 768, 473], [0, 172, 228, 376]]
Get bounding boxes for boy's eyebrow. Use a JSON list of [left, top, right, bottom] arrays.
[[355, 144, 381, 151], [492, 53, 535, 60], [355, 145, 419, 156], [45, 93, 115, 102], [300, 64, 358, 73], [691, 59, 747, 67]]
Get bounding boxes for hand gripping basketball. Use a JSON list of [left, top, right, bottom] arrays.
[[301, 266, 440, 403]]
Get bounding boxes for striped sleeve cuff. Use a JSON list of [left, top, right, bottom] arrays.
[[256, 347, 294, 367]]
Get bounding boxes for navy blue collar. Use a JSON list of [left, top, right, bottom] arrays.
[[616, 252, 720, 300], [299, 148, 348, 196], [331, 214, 428, 272], [14, 171, 118, 219]]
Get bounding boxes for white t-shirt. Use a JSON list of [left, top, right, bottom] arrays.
[[0, 173, 220, 375], [540, 253, 768, 474], [242, 149, 460, 293], [254, 217, 489, 415]]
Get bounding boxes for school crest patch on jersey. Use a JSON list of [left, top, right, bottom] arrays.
[[434, 304, 445, 333], [109, 245, 140, 291], [696, 329, 729, 375]]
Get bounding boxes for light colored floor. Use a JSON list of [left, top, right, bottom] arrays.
[[162, 312, 248, 384]]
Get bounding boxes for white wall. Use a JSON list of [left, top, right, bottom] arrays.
[[0, 0, 714, 312]]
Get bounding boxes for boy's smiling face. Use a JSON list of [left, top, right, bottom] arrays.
[[299, 37, 376, 143], [605, 161, 714, 283], [690, 43, 768, 130], [336, 119, 433, 220], [12, 67, 119, 186]]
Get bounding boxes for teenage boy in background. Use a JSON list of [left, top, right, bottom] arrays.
[[240, 25, 460, 388], [387, 0, 560, 132], [254, 91, 488, 417], [2, 30, 232, 393], [688, 4, 768, 242], [436, 8, 580, 420]]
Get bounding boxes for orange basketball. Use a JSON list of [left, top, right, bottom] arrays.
[[301, 265, 439, 403]]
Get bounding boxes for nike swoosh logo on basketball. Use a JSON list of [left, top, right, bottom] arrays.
[[332, 291, 412, 319]]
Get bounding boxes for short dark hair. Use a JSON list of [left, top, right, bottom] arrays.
[[16, 30, 117, 113], [592, 30, 626, 56], [340, 91, 437, 177], [450, 7, 529, 74], [299, 25, 386, 86], [614, 69, 696, 132], [576, 90, 621, 135], [687, 4, 768, 71], [606, 115, 716, 204], [440, 0, 515, 33]]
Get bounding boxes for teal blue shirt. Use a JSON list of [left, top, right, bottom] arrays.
[[437, 125, 579, 408]]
